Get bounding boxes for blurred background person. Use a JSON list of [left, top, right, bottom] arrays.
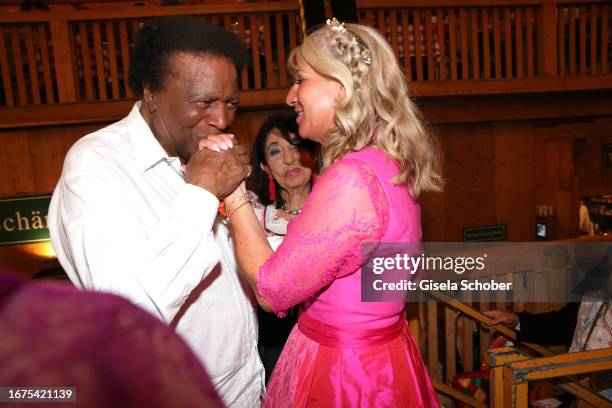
[[0, 269, 224, 408]]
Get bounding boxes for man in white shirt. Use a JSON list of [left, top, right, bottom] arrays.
[[48, 17, 264, 406]]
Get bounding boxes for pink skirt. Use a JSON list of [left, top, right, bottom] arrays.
[[262, 318, 440, 407]]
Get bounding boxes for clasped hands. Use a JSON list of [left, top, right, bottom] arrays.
[[184, 133, 251, 216]]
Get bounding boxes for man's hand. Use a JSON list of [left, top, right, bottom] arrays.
[[483, 310, 519, 328], [185, 144, 250, 200]]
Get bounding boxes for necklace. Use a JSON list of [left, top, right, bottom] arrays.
[[280, 202, 301, 216]]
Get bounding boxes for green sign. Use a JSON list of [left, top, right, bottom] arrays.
[[464, 224, 507, 242], [0, 195, 52, 246]]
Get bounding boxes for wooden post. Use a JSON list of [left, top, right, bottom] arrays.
[[49, 19, 78, 102], [538, 4, 558, 76]]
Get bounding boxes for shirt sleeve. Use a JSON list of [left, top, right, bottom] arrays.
[[49, 146, 221, 323], [256, 157, 389, 312]]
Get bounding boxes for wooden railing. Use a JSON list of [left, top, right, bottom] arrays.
[[1, 0, 611, 121], [407, 239, 612, 406], [357, 0, 612, 95], [0, 1, 303, 107]]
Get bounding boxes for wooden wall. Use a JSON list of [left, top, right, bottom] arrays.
[[421, 116, 612, 241]]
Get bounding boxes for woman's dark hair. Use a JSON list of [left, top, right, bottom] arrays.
[[128, 16, 247, 97], [248, 112, 319, 207]]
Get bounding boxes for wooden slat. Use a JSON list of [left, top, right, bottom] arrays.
[[237, 15, 249, 89], [376, 9, 385, 38], [515, 8, 523, 78], [504, 7, 513, 78], [579, 5, 587, 74], [557, 6, 566, 76], [37, 24, 54, 103], [459, 9, 469, 79], [389, 10, 399, 62], [118, 21, 131, 98], [23, 25, 41, 104], [436, 9, 446, 80], [445, 306, 457, 381], [427, 302, 440, 380], [449, 9, 458, 80], [92, 22, 106, 100], [10, 26, 28, 105], [602, 5, 609, 73], [274, 13, 287, 87], [425, 10, 435, 80], [105, 22, 120, 99], [414, 10, 424, 81], [365, 10, 374, 28], [401, 10, 413, 79], [249, 14, 262, 89], [462, 297, 474, 372], [526, 7, 534, 77], [288, 13, 297, 57], [482, 8, 491, 79], [590, 5, 599, 74], [479, 294, 491, 362], [493, 8, 502, 78], [262, 14, 275, 88], [0, 27, 15, 106], [470, 8, 480, 79], [569, 6, 577, 74], [78, 23, 94, 101]]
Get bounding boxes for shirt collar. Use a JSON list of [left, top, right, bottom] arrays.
[[127, 101, 183, 173]]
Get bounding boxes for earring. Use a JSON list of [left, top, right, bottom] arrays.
[[268, 174, 276, 201]]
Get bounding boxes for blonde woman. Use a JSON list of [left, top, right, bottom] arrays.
[[214, 19, 442, 407]]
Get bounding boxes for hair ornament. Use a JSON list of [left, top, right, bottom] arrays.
[[326, 17, 372, 65]]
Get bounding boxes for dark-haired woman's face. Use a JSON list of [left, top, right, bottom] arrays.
[[262, 129, 313, 193], [142, 53, 240, 163]]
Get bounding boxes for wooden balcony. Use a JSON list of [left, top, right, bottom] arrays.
[[0, 0, 611, 128]]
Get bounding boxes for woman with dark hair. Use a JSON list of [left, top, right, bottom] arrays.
[[247, 112, 318, 382], [248, 112, 318, 236]]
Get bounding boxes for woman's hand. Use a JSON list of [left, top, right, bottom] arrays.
[[198, 133, 235, 152]]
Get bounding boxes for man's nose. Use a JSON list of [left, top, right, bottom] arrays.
[[208, 104, 229, 131]]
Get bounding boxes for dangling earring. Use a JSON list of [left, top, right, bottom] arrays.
[[268, 174, 276, 201]]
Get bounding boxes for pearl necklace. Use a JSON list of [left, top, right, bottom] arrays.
[[280, 202, 301, 216]]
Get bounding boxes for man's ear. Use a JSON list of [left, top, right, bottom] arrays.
[[142, 87, 157, 113], [261, 163, 270, 174]]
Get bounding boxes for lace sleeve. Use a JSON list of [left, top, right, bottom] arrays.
[[256, 157, 389, 312]]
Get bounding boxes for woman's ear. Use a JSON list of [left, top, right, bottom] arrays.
[[142, 87, 157, 113], [335, 83, 345, 101]]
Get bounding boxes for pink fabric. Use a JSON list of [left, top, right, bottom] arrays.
[[258, 147, 439, 407]]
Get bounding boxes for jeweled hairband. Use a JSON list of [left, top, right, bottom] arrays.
[[326, 17, 372, 65]]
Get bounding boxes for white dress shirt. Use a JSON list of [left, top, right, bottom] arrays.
[[48, 102, 264, 406]]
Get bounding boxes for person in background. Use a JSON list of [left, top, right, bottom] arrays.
[[47, 17, 263, 406], [579, 199, 592, 235], [0, 270, 224, 408], [215, 18, 442, 407], [247, 112, 319, 382]]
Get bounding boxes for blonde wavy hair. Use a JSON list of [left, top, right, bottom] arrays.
[[288, 22, 443, 197]]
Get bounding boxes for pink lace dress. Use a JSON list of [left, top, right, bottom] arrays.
[[257, 147, 439, 407]]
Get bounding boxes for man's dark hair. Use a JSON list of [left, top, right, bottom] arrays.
[[128, 16, 247, 97]]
